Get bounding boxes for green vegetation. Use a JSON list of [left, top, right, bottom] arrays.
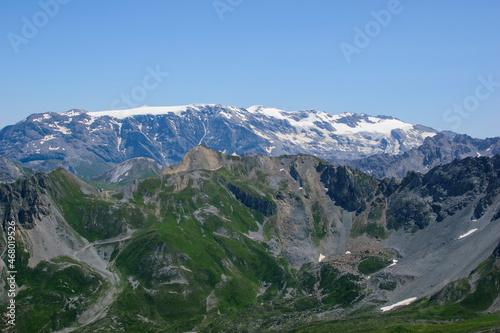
[[379, 280, 397, 291], [351, 219, 387, 239], [311, 201, 328, 246], [82, 178, 122, 190], [358, 256, 392, 275], [13, 257, 104, 333], [460, 259, 500, 311], [295, 310, 500, 333], [49, 168, 146, 241]]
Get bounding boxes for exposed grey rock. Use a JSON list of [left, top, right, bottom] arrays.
[[92, 157, 163, 184], [0, 156, 32, 183]]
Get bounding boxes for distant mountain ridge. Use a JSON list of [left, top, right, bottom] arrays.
[[92, 157, 163, 185], [0, 104, 438, 178], [338, 133, 500, 179]]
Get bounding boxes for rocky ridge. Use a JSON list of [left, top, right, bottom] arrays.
[[339, 133, 500, 179]]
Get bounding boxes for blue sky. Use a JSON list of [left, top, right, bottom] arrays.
[[1, 0, 499, 138]]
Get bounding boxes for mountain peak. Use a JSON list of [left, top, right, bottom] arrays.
[[164, 145, 228, 174]]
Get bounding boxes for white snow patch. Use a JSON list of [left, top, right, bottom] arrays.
[[420, 131, 438, 139], [33, 113, 52, 122], [381, 297, 417, 312], [458, 228, 478, 239], [388, 259, 398, 268], [82, 116, 96, 126], [48, 146, 60, 151], [265, 146, 275, 154], [335, 118, 413, 135], [318, 254, 326, 262], [345, 251, 351, 255], [64, 110, 81, 117], [54, 123, 72, 134], [247, 105, 292, 119], [88, 104, 215, 119], [40, 134, 57, 144]]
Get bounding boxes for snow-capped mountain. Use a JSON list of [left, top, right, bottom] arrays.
[[0, 104, 438, 178]]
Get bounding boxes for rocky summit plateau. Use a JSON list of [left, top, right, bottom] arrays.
[[1, 143, 500, 332]]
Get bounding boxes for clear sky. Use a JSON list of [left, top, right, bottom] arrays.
[[1, 0, 499, 138]]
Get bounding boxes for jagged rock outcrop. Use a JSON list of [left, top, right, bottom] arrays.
[[387, 156, 500, 228], [224, 182, 277, 217], [0, 174, 51, 228], [317, 163, 379, 213]]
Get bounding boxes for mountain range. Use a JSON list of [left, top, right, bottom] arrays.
[[1, 145, 500, 332], [0, 104, 439, 179], [1, 105, 500, 332]]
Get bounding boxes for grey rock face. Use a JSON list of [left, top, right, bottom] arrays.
[[0, 156, 32, 183], [92, 157, 163, 184], [0, 174, 52, 228]]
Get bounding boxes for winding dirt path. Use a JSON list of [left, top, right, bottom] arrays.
[[54, 231, 135, 333]]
